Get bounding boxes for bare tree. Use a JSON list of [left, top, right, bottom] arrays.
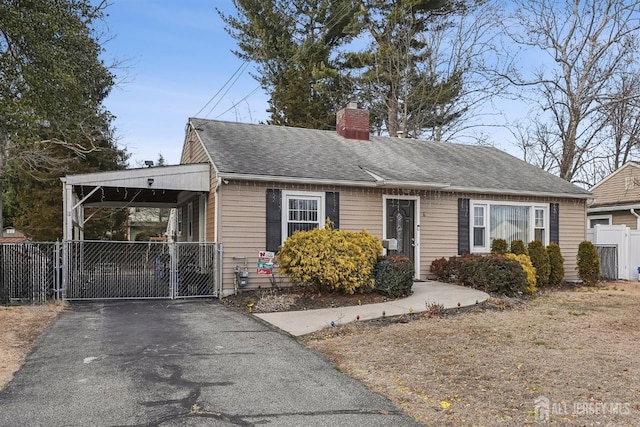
[[499, 0, 640, 183], [598, 71, 640, 175], [412, 1, 507, 142], [351, 0, 506, 141]]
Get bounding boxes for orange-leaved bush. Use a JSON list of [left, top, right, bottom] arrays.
[[275, 223, 383, 294]]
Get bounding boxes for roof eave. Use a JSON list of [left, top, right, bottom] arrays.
[[446, 185, 593, 200], [219, 173, 450, 189], [588, 203, 640, 213], [218, 173, 592, 198]]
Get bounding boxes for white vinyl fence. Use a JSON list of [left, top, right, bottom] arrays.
[[587, 225, 640, 281]]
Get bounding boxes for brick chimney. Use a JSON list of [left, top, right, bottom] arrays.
[[336, 102, 369, 141]]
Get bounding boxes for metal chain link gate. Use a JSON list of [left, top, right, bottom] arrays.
[[62, 241, 222, 300]]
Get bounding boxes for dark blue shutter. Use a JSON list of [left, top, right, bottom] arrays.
[[266, 189, 282, 252], [325, 192, 339, 229], [458, 198, 470, 255], [550, 203, 559, 244]]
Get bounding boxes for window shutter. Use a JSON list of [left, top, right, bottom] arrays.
[[266, 189, 282, 252], [550, 202, 559, 244], [325, 192, 340, 229], [458, 198, 470, 255]]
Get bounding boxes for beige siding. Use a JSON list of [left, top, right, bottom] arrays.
[[612, 211, 638, 229], [180, 127, 210, 164], [179, 128, 216, 242], [206, 178, 215, 242], [420, 193, 585, 281], [217, 182, 587, 292], [591, 164, 640, 206], [218, 183, 388, 292], [558, 199, 587, 281], [339, 188, 383, 236], [219, 181, 270, 291], [421, 192, 459, 275]]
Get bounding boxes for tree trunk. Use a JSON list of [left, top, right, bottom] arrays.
[[0, 130, 8, 232]]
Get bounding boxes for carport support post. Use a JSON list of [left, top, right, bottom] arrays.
[[61, 178, 87, 241]]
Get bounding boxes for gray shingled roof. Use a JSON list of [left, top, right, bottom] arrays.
[[190, 118, 591, 198]]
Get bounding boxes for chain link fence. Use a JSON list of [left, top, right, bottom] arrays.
[[63, 241, 222, 300], [1, 242, 58, 304], [1, 241, 222, 304]]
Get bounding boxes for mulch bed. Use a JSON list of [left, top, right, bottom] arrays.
[[220, 285, 400, 313]]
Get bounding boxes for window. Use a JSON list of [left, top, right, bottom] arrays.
[[187, 202, 193, 241], [177, 207, 183, 236], [473, 205, 486, 248], [471, 201, 548, 252], [534, 208, 545, 244], [588, 215, 611, 228], [282, 191, 324, 240]]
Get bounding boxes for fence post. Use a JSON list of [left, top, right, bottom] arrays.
[[54, 241, 60, 300], [61, 241, 69, 300], [169, 241, 177, 299]]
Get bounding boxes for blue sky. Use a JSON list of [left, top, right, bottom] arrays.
[[101, 1, 270, 167], [100, 1, 528, 168]]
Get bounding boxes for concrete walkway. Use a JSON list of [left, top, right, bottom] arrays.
[[255, 281, 489, 336]]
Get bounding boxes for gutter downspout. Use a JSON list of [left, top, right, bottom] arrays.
[[631, 208, 640, 230], [213, 176, 221, 242], [213, 176, 222, 297]]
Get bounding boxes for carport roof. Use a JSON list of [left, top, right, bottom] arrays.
[[61, 163, 210, 207]]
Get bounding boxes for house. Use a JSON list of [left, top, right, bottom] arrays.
[[175, 104, 591, 293], [126, 207, 170, 241], [0, 227, 28, 243], [587, 162, 640, 229]]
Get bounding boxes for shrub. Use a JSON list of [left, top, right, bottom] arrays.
[[276, 225, 383, 294], [577, 240, 600, 286], [510, 239, 528, 255], [459, 255, 529, 297], [374, 255, 413, 297], [491, 238, 508, 254], [527, 240, 550, 287], [435, 254, 479, 283], [547, 243, 565, 286], [505, 253, 537, 294], [429, 257, 448, 281]]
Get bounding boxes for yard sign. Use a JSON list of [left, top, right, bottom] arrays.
[[257, 250, 275, 275]]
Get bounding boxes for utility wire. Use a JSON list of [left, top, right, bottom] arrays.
[[202, 0, 358, 120], [193, 59, 249, 117], [214, 86, 262, 119], [204, 60, 250, 118]]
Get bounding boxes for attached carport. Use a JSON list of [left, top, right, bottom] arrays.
[[58, 164, 221, 301], [61, 163, 210, 241]]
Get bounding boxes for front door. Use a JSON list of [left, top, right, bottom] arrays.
[[385, 197, 418, 277]]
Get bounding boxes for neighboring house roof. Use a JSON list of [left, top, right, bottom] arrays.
[[190, 118, 591, 199], [589, 161, 640, 193], [588, 162, 640, 211], [1, 227, 28, 243], [0, 237, 27, 243]]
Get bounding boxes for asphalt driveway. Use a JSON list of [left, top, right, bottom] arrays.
[[0, 300, 420, 426]]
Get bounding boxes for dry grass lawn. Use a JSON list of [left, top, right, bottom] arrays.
[[0, 302, 66, 390], [301, 281, 640, 426], [2, 283, 639, 426]]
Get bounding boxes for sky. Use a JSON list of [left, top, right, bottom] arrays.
[[99, 0, 525, 168], [100, 0, 270, 167]]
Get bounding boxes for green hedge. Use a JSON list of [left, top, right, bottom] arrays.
[[374, 255, 413, 297]]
